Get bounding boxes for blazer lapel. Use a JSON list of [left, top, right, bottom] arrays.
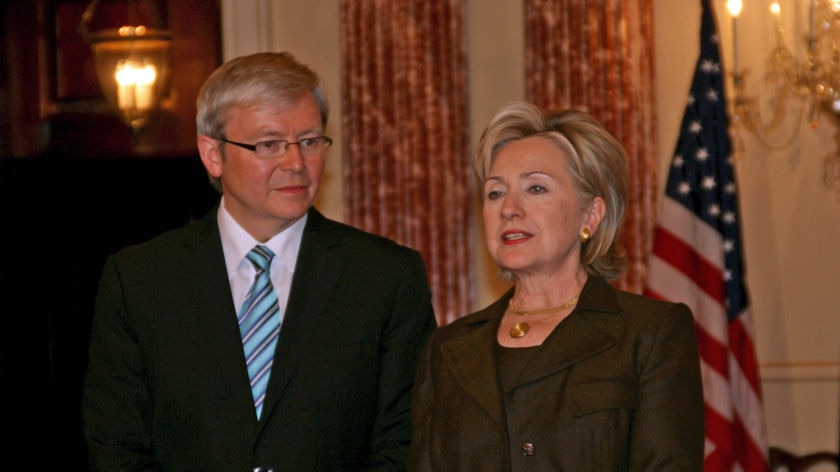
[[514, 312, 615, 387], [440, 296, 509, 427], [514, 276, 620, 388]]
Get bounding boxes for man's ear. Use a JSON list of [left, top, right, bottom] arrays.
[[197, 135, 223, 179]]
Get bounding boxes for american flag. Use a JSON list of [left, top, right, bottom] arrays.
[[644, 0, 768, 470]]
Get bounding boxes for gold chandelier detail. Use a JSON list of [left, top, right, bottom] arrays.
[[726, 0, 840, 194]]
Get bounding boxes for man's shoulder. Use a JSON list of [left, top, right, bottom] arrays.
[[306, 209, 418, 256], [112, 211, 216, 261]]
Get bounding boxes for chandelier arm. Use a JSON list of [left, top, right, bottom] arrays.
[[734, 91, 809, 150], [750, 103, 808, 150]]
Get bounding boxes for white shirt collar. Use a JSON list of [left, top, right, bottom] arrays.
[[217, 196, 307, 278]]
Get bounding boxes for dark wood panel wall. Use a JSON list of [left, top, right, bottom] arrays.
[[2, 0, 221, 159], [1, 1, 222, 468], [1, 157, 219, 469]]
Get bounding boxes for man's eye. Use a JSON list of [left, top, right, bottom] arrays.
[[299, 137, 318, 148], [257, 140, 285, 152]]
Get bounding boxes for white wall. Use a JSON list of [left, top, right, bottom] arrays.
[[222, 0, 840, 454], [655, 0, 840, 454]]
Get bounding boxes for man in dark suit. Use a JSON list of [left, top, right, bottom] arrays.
[[82, 51, 437, 472]]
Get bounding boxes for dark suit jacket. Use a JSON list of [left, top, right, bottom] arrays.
[[408, 276, 704, 472], [82, 207, 436, 472]]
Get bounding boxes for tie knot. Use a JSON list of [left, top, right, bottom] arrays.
[[246, 245, 275, 272]]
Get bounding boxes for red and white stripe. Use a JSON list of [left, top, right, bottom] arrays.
[[645, 198, 767, 471]]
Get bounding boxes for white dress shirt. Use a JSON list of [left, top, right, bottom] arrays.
[[217, 197, 305, 321]]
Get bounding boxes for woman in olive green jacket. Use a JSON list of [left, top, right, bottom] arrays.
[[408, 103, 704, 471]]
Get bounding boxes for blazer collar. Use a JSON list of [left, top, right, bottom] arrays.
[[439, 276, 621, 421], [516, 276, 619, 387]]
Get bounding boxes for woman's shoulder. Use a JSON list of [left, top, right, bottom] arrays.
[[610, 289, 695, 335], [583, 276, 694, 326], [435, 292, 510, 336], [614, 288, 687, 311], [439, 307, 495, 333]]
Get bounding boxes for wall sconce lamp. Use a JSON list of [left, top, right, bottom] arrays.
[[727, 0, 840, 195], [79, 0, 171, 130]]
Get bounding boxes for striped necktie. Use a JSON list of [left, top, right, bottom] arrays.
[[238, 245, 281, 420]]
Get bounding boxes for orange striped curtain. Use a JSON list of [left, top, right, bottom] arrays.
[[340, 0, 471, 325], [524, 0, 658, 293]]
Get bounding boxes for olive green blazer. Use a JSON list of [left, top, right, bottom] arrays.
[[408, 276, 704, 472]]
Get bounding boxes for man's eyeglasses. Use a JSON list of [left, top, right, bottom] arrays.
[[216, 136, 333, 158]]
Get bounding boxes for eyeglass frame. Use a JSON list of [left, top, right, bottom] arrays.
[[215, 135, 333, 158]]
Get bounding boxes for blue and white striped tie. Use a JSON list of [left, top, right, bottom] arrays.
[[238, 245, 281, 420]]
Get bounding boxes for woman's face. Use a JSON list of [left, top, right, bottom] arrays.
[[482, 136, 599, 279]]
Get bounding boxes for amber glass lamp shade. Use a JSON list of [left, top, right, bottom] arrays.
[[81, 0, 171, 130], [87, 26, 171, 129]]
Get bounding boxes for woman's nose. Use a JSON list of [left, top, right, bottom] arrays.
[[500, 194, 521, 220]]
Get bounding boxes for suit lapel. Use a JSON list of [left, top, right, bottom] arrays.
[[259, 209, 345, 424], [181, 211, 260, 426]]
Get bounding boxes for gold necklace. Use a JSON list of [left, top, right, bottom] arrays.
[[507, 295, 579, 338]]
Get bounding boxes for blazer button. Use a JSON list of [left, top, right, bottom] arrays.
[[520, 442, 536, 456]]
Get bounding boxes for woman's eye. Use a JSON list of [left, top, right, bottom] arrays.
[[486, 190, 502, 200], [529, 184, 547, 194]]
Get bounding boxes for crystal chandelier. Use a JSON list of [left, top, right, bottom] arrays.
[[726, 0, 840, 194]]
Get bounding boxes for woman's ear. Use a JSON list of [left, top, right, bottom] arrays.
[[584, 196, 607, 235], [197, 135, 223, 179]]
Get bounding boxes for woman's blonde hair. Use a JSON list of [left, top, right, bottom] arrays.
[[474, 101, 628, 279]]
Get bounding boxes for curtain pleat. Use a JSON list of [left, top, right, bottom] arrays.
[[524, 0, 658, 293], [340, 0, 471, 325]]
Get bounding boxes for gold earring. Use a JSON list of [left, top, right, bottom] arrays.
[[579, 228, 591, 243]]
